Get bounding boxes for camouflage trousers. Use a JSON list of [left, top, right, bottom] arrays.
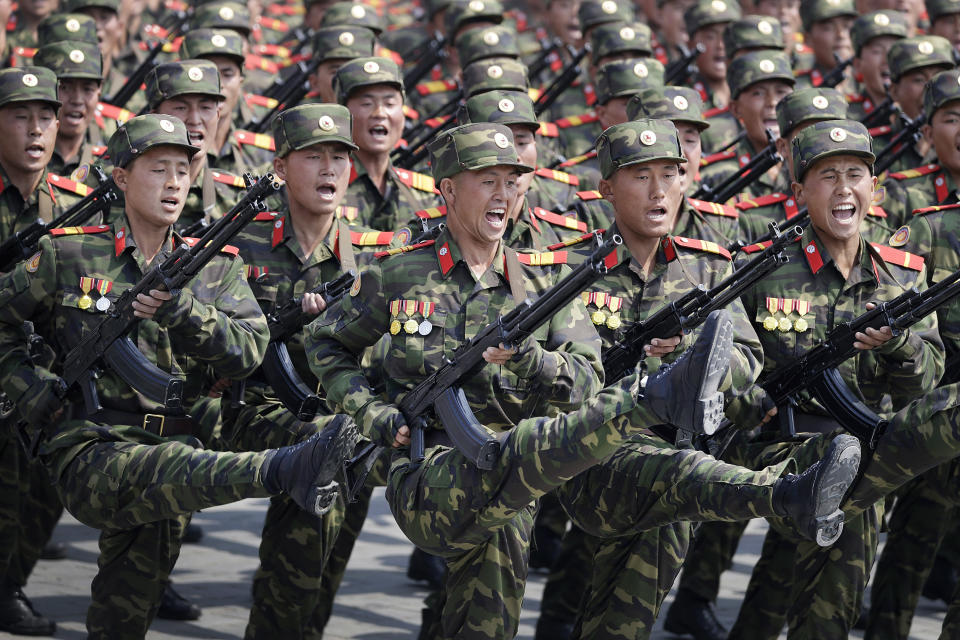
[[538, 523, 597, 629], [44, 423, 272, 639], [674, 520, 747, 601], [386, 375, 646, 640]]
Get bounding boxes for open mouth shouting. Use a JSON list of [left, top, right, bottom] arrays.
[[160, 195, 181, 213], [646, 205, 668, 223], [62, 108, 86, 128], [369, 124, 389, 141], [25, 141, 45, 162], [187, 129, 205, 148], [316, 181, 338, 201], [484, 206, 506, 229], [831, 201, 857, 224]]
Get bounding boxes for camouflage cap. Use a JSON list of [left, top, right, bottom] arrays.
[[723, 15, 784, 57], [107, 114, 200, 168], [425, 0, 455, 18], [334, 56, 403, 104], [627, 86, 709, 130], [851, 11, 909, 55], [590, 22, 653, 64], [685, 0, 742, 36], [462, 57, 529, 96], [37, 14, 98, 47], [272, 103, 358, 158], [579, 0, 634, 32], [145, 59, 225, 109], [312, 26, 377, 62], [776, 87, 848, 138], [445, 0, 504, 36], [62, 0, 118, 13], [321, 1, 386, 35], [888, 35, 955, 82], [181, 28, 245, 66], [427, 122, 534, 182], [596, 118, 687, 179], [800, 0, 856, 31], [191, 2, 251, 33], [923, 68, 960, 121], [460, 89, 538, 129], [791, 119, 874, 181], [0, 67, 61, 110], [457, 25, 520, 67], [34, 41, 102, 81], [927, 0, 960, 21], [727, 49, 794, 99], [595, 58, 666, 105]]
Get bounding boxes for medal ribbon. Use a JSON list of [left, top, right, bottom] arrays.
[[80, 277, 93, 295]]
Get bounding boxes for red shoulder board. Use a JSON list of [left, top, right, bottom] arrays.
[[793, 67, 813, 77], [735, 193, 790, 210], [671, 236, 732, 260], [416, 79, 458, 96], [912, 202, 960, 216], [846, 93, 866, 103], [424, 114, 453, 128], [701, 149, 736, 166], [870, 243, 924, 271], [688, 197, 738, 219], [235, 130, 276, 151], [47, 173, 91, 197], [97, 102, 135, 123], [558, 150, 598, 168], [245, 54, 279, 74], [251, 43, 291, 57], [375, 239, 436, 259], [545, 231, 598, 251], [244, 93, 279, 109], [14, 47, 35, 58], [702, 105, 730, 119], [254, 211, 280, 221], [532, 207, 587, 231], [266, 2, 303, 16], [49, 224, 111, 236], [535, 167, 579, 186], [537, 121, 559, 137], [183, 237, 240, 255], [403, 105, 419, 120], [376, 45, 404, 66], [257, 16, 290, 32], [211, 171, 246, 188], [576, 190, 603, 201], [740, 240, 774, 254], [554, 112, 599, 128], [515, 250, 570, 266], [867, 206, 887, 218], [889, 163, 941, 180], [350, 230, 394, 246], [414, 205, 447, 219], [91, 145, 107, 156], [393, 168, 436, 193], [868, 125, 891, 137]]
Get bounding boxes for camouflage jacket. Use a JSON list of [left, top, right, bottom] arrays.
[[48, 136, 106, 181], [553, 112, 602, 164], [0, 215, 268, 455], [883, 163, 957, 231], [698, 137, 791, 202], [343, 156, 442, 232], [691, 75, 741, 154], [524, 168, 582, 214], [211, 125, 275, 177], [676, 197, 741, 247], [793, 63, 856, 95], [0, 166, 86, 242], [570, 189, 615, 231], [870, 117, 924, 178], [304, 226, 604, 446], [559, 148, 602, 193]]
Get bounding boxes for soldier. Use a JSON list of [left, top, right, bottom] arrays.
[[929, 0, 960, 51], [846, 11, 909, 125], [303, 121, 738, 639], [723, 14, 786, 60], [60, 0, 131, 111], [792, 0, 857, 93], [304, 26, 376, 105], [5, 0, 56, 52]]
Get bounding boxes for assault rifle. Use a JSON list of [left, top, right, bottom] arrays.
[[403, 32, 447, 92], [0, 167, 118, 273], [59, 174, 281, 416], [244, 57, 324, 133], [534, 44, 589, 117], [106, 10, 190, 109], [694, 129, 782, 204], [859, 95, 896, 131], [340, 229, 623, 500], [664, 43, 705, 85], [820, 53, 854, 89], [526, 36, 564, 86], [873, 110, 924, 177], [394, 108, 460, 169]]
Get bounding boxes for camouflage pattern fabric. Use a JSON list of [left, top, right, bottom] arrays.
[[675, 519, 749, 601], [596, 118, 687, 180], [181, 28, 245, 66], [191, 2, 251, 34], [34, 40, 102, 80], [456, 25, 520, 69], [724, 15, 784, 55], [427, 122, 533, 183], [685, 0, 743, 36], [594, 58, 665, 105], [690, 72, 742, 154], [800, 0, 856, 31], [461, 58, 529, 97], [589, 22, 654, 63], [345, 159, 444, 231], [144, 59, 225, 110], [851, 11, 909, 55], [928, 0, 960, 21], [727, 50, 795, 100], [0, 66, 60, 110], [578, 0, 634, 32], [334, 56, 403, 105], [627, 86, 710, 130], [321, 0, 386, 34], [309, 26, 377, 63], [887, 35, 955, 83], [776, 87, 847, 139], [699, 136, 791, 202], [37, 14, 99, 46]]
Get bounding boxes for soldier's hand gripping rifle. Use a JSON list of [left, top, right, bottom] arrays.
[[664, 43, 706, 85], [340, 230, 623, 501], [403, 32, 447, 93], [694, 129, 782, 203], [872, 109, 924, 176], [59, 174, 281, 417], [534, 44, 590, 117], [107, 10, 191, 109], [0, 167, 118, 273]]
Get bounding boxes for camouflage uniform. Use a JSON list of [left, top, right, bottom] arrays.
[[299, 26, 377, 107], [792, 0, 857, 93], [844, 11, 908, 125], [724, 15, 785, 56]]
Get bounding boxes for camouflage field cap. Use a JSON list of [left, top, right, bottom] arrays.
[[63, 0, 118, 13], [457, 25, 520, 67], [791, 119, 874, 181], [888, 35, 955, 83], [312, 26, 377, 62], [851, 11, 909, 55], [334, 56, 403, 104], [0, 67, 61, 110], [462, 57, 529, 96], [776, 87, 848, 138], [727, 49, 794, 98], [590, 22, 653, 64], [927, 0, 960, 21], [427, 122, 533, 182], [923, 68, 960, 121], [579, 0, 634, 32], [145, 59, 225, 109], [685, 0, 742, 36], [321, 1, 386, 35], [597, 119, 687, 179], [424, 0, 455, 18], [272, 104, 358, 158], [182, 28, 245, 66], [595, 58, 666, 104], [723, 16, 784, 56], [445, 0, 504, 36], [107, 114, 200, 168], [37, 14, 98, 47], [34, 41, 102, 81], [460, 89, 538, 129], [627, 86, 709, 130], [191, 2, 251, 33], [800, 0, 856, 31]]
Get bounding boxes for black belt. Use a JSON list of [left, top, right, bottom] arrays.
[[92, 409, 197, 437]]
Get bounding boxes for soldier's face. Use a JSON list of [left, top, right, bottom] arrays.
[[693, 24, 728, 82], [508, 125, 538, 196], [755, 0, 801, 45], [926, 104, 960, 174], [309, 59, 346, 103], [57, 78, 101, 139], [602, 160, 684, 240], [0, 102, 58, 177], [807, 16, 855, 68], [155, 95, 222, 156], [82, 7, 122, 58], [658, 0, 694, 47], [207, 56, 243, 115], [442, 166, 522, 244], [18, 0, 54, 20], [933, 14, 960, 50], [546, 0, 582, 47], [891, 66, 947, 120], [596, 96, 630, 129], [676, 122, 702, 190], [853, 36, 897, 99], [347, 85, 404, 156], [732, 79, 792, 148], [116, 146, 191, 231], [794, 155, 876, 243], [273, 142, 352, 217]]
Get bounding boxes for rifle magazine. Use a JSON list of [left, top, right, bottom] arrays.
[[433, 386, 501, 470]]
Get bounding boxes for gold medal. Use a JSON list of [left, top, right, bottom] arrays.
[[389, 320, 401, 335], [78, 295, 93, 310], [591, 310, 607, 325], [778, 317, 793, 332], [404, 319, 419, 334], [794, 317, 809, 333], [762, 316, 778, 331], [605, 314, 621, 330]]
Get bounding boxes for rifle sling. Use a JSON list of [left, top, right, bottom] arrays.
[[503, 246, 528, 305], [336, 219, 357, 275]]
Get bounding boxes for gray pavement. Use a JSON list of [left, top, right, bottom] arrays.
[[4, 490, 946, 639]]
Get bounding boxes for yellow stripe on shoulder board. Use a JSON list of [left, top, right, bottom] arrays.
[[47, 173, 91, 196], [350, 230, 394, 246], [516, 250, 570, 266], [211, 171, 247, 188]]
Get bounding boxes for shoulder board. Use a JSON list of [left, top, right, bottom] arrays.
[[532, 207, 587, 231], [393, 167, 436, 193], [254, 211, 280, 221], [403, 105, 419, 120], [889, 163, 941, 180], [92, 145, 107, 156], [534, 167, 579, 186], [49, 224, 111, 236], [266, 2, 303, 16], [97, 102, 135, 123], [912, 202, 960, 216], [702, 105, 730, 119], [867, 205, 887, 218], [701, 149, 736, 166], [244, 93, 279, 110], [868, 125, 892, 138], [515, 250, 570, 266], [528, 87, 543, 102], [870, 243, 924, 271], [414, 205, 447, 219], [793, 67, 813, 77], [554, 112, 598, 128], [741, 240, 774, 254], [13, 47, 35, 58], [234, 129, 276, 151], [416, 79, 458, 96], [576, 190, 603, 201], [257, 16, 290, 32], [375, 239, 435, 259], [5, 15, 14, 31], [671, 236, 732, 260], [545, 231, 598, 251], [350, 230, 394, 246], [245, 54, 279, 74], [183, 237, 240, 256], [558, 150, 597, 168], [251, 43, 291, 57], [424, 114, 453, 128], [688, 197, 738, 218], [211, 171, 247, 188], [138, 38, 180, 53], [846, 93, 866, 103], [537, 121, 559, 137], [376, 45, 404, 66], [734, 193, 790, 210], [47, 173, 91, 197]]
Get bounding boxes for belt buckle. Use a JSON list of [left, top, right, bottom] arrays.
[[144, 413, 165, 436]]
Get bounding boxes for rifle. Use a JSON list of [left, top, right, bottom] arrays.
[[392, 93, 462, 166], [244, 56, 324, 133], [819, 53, 854, 89], [526, 36, 564, 86], [872, 110, 924, 177], [728, 207, 809, 254], [403, 32, 447, 93], [664, 43, 705, 85], [395, 116, 459, 169], [58, 174, 281, 417], [693, 129, 782, 204], [859, 95, 895, 131], [534, 44, 589, 117], [106, 10, 190, 109], [0, 167, 118, 273], [340, 229, 622, 500]]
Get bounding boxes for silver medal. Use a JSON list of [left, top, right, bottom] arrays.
[[95, 297, 111, 312], [418, 319, 432, 335]]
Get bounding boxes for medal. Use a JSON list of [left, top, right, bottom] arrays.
[[777, 317, 792, 332], [418, 319, 433, 335], [591, 310, 607, 325], [95, 296, 111, 312], [390, 320, 401, 335], [78, 295, 93, 310], [794, 317, 809, 332], [605, 314, 621, 330], [78, 276, 94, 310], [762, 316, 778, 331], [404, 319, 418, 334]]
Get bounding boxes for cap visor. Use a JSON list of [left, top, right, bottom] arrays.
[[0, 96, 63, 110], [291, 136, 360, 152]]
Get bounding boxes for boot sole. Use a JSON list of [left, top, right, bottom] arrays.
[[314, 417, 361, 489], [809, 434, 861, 547], [692, 312, 735, 436], [309, 480, 341, 516]]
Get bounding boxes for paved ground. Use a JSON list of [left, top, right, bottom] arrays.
[[5, 490, 946, 639]]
